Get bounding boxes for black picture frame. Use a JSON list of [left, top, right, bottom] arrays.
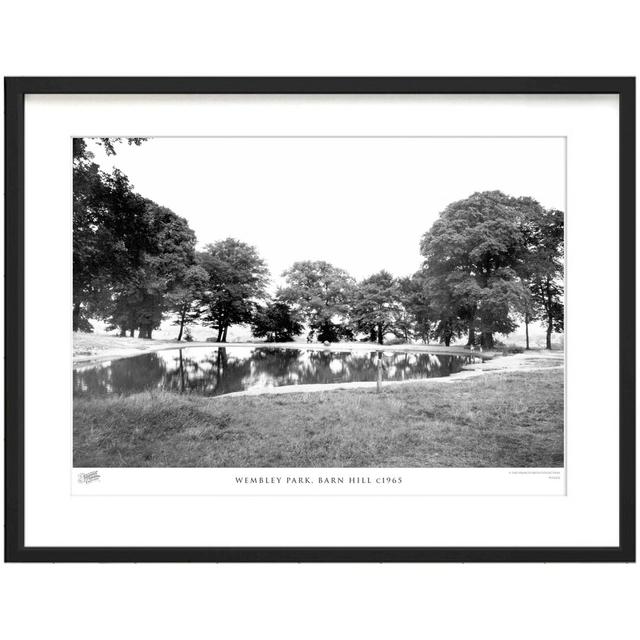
[[4, 77, 635, 563]]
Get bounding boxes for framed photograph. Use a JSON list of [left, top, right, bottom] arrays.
[[4, 77, 635, 562]]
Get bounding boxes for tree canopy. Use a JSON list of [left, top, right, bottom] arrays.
[[351, 270, 403, 344], [73, 141, 564, 350], [106, 202, 197, 338], [74, 138, 196, 338], [279, 261, 355, 342], [520, 205, 564, 348], [420, 191, 548, 348], [198, 238, 270, 342], [252, 301, 304, 342]]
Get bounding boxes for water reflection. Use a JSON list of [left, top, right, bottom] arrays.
[[74, 347, 479, 398]]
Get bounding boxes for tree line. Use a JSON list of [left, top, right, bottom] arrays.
[[73, 139, 564, 349]]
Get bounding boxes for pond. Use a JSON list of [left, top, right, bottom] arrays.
[[73, 346, 480, 398]]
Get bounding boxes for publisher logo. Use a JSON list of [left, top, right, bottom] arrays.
[[78, 470, 101, 484]]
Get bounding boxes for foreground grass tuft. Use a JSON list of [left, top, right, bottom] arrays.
[[74, 369, 564, 468]]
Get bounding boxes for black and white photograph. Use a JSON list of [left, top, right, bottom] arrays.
[[2, 1, 638, 634], [72, 135, 565, 470]]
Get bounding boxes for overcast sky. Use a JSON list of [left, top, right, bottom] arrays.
[[88, 136, 565, 288]]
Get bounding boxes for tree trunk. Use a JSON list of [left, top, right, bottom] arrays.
[[179, 349, 185, 393], [119, 327, 127, 337], [547, 278, 554, 350], [545, 279, 553, 350], [467, 317, 476, 346], [222, 324, 229, 342], [480, 331, 494, 349], [129, 311, 137, 337], [73, 303, 81, 332], [525, 317, 530, 350], [177, 306, 186, 341], [377, 325, 384, 345], [444, 335, 451, 347], [216, 325, 224, 342]]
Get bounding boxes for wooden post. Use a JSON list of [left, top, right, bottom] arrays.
[[376, 351, 383, 393], [179, 349, 185, 393]]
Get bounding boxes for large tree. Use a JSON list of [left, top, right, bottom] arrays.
[[168, 264, 209, 341], [72, 137, 148, 331], [352, 270, 402, 345], [251, 301, 304, 342], [106, 202, 198, 339], [279, 260, 355, 343], [520, 206, 564, 349], [396, 272, 434, 344], [420, 191, 530, 349], [198, 238, 270, 342]]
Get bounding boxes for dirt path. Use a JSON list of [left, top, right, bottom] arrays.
[[462, 349, 564, 372]]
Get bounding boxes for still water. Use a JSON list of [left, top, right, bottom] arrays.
[[73, 346, 479, 398]]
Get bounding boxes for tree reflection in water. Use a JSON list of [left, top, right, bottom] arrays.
[[74, 347, 479, 398]]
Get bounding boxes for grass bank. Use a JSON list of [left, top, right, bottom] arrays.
[[74, 368, 563, 468]]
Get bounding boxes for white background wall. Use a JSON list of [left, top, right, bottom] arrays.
[[1, 2, 638, 638]]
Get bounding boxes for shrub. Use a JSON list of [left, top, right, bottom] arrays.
[[501, 344, 524, 355]]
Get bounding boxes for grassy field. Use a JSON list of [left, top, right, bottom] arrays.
[[74, 368, 563, 468], [73, 332, 177, 357]]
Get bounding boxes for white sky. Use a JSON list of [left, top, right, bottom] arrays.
[[88, 136, 565, 288]]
